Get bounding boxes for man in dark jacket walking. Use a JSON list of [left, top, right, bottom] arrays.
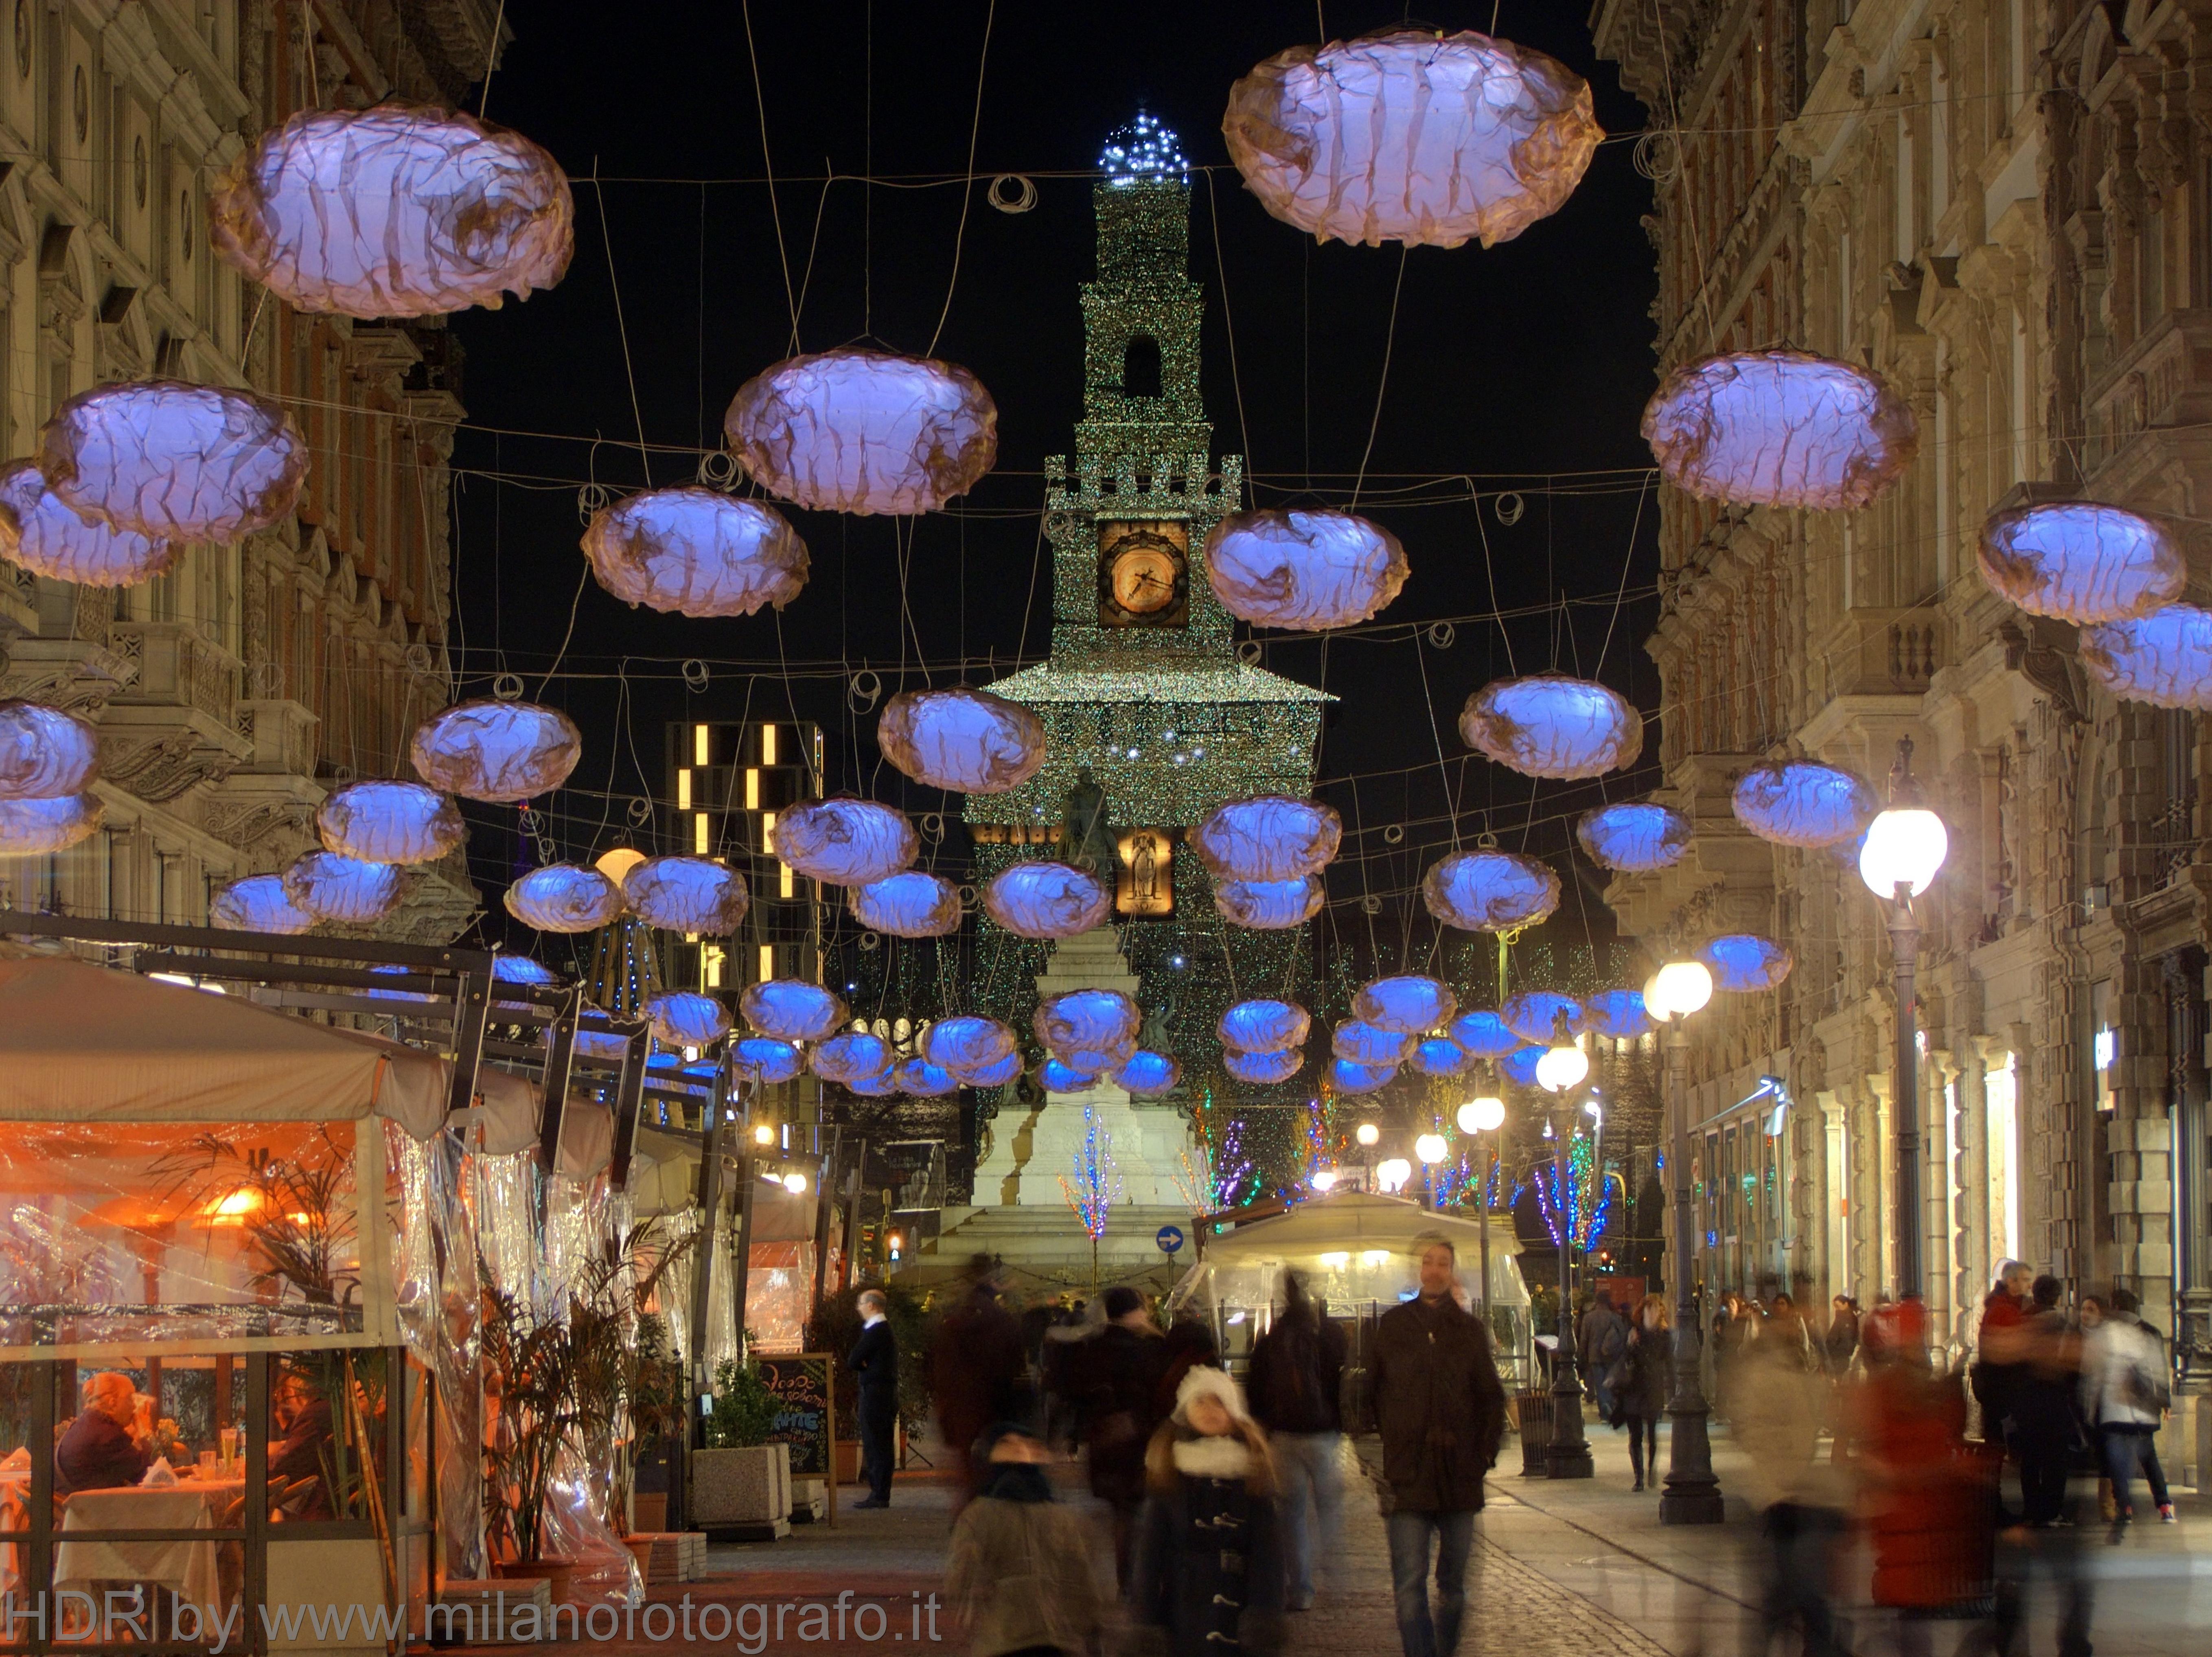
[[1369, 1238, 1507, 1657], [1246, 1270, 1347, 1609], [1084, 1284, 1168, 1586], [930, 1261, 1027, 1507], [847, 1288, 899, 1508]]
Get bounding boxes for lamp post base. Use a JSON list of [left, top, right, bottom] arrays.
[[1546, 1362, 1594, 1479], [1660, 1399, 1724, 1524]]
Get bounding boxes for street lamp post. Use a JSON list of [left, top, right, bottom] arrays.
[[1538, 1030, 1594, 1478], [1459, 1092, 1507, 1341], [1859, 737, 1949, 1304], [1415, 1132, 1448, 1210], [1649, 957, 1724, 1525]]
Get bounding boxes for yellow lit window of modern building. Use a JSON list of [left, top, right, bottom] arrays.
[[780, 862, 795, 899], [693, 812, 710, 854], [744, 768, 760, 810], [704, 945, 724, 989], [762, 811, 777, 854], [694, 724, 710, 766], [758, 944, 775, 982], [677, 769, 693, 810], [761, 724, 778, 766]]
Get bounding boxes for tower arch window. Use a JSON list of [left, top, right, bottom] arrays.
[[1121, 334, 1162, 399]]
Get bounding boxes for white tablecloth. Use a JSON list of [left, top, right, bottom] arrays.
[[54, 1482, 239, 1610]]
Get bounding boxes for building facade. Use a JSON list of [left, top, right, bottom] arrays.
[[0, 0, 492, 938], [1593, 0, 2212, 1414]]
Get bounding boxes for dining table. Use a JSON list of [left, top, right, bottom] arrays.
[[49, 1476, 244, 1614]]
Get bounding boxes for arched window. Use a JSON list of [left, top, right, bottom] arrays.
[[1121, 335, 1162, 399]]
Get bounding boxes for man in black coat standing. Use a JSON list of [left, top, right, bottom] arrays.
[[1368, 1237, 1507, 1657], [847, 1288, 899, 1509]]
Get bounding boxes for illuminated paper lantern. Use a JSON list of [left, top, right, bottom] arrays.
[[772, 798, 916, 887], [1222, 29, 1600, 249], [0, 701, 98, 801], [0, 792, 99, 856], [365, 963, 434, 1004], [1355, 974, 1457, 1036], [1193, 795, 1342, 882], [0, 461, 177, 586], [847, 1067, 899, 1098], [317, 779, 462, 865], [734, 1038, 804, 1085], [812, 1031, 892, 1085], [574, 1031, 630, 1063], [1041, 1058, 1099, 1094], [1331, 1057, 1397, 1095], [1461, 676, 1643, 780], [411, 699, 581, 803], [1421, 850, 1559, 932], [624, 856, 750, 934], [740, 980, 848, 1043], [493, 956, 557, 987], [1448, 1009, 1520, 1058], [208, 103, 573, 318], [2081, 605, 2212, 710], [983, 861, 1112, 940], [1226, 1047, 1303, 1085], [504, 864, 626, 933], [895, 1058, 961, 1098], [877, 686, 1045, 795], [1218, 999, 1312, 1055], [1113, 1051, 1180, 1096], [581, 487, 808, 618], [1584, 989, 1654, 1039], [957, 1050, 1023, 1089], [1214, 875, 1325, 929], [1731, 762, 1877, 848], [1410, 1037, 1473, 1078], [1204, 509, 1408, 631], [1500, 1045, 1545, 1086], [646, 991, 730, 1046], [922, 1015, 1018, 1076], [210, 872, 313, 935], [1576, 802, 1691, 873], [725, 349, 999, 515], [1502, 990, 1583, 1044], [849, 869, 963, 938], [1700, 934, 1794, 993], [1332, 1021, 1412, 1066], [39, 380, 305, 541], [1642, 350, 1917, 510], [1979, 501, 2184, 625], [284, 851, 403, 923], [1036, 989, 1141, 1066]]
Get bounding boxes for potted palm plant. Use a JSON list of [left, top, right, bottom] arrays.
[[479, 1280, 583, 1599], [620, 1314, 687, 1535]]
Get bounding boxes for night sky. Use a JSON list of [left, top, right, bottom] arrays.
[[445, 3, 1659, 975]]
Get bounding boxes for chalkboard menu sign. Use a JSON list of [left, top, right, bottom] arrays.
[[753, 1352, 834, 1492]]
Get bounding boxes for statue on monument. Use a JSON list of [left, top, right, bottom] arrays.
[[1062, 766, 1118, 881]]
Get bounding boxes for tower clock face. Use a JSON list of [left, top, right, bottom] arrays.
[[1097, 521, 1189, 627]]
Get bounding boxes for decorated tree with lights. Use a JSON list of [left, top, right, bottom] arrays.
[[1059, 1106, 1125, 1283], [1534, 1129, 1614, 1252]]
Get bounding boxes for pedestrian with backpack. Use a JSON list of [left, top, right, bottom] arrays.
[[2081, 1288, 2176, 1530], [1246, 1270, 1347, 1611]]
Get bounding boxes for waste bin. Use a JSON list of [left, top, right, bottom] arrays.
[[1515, 1388, 1553, 1477]]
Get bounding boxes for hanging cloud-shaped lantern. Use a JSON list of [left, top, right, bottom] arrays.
[[1193, 795, 1342, 882], [1500, 1045, 1545, 1086], [1409, 1037, 1473, 1078], [1979, 501, 2184, 625], [1461, 675, 1643, 780], [1036, 989, 1141, 1065], [210, 872, 314, 935], [734, 1037, 805, 1085], [1331, 1057, 1397, 1095], [983, 860, 1112, 940], [1584, 988, 1654, 1039], [1448, 1009, 1521, 1058], [0, 462, 178, 586], [317, 779, 463, 865], [895, 1058, 961, 1098], [504, 864, 626, 933], [1422, 849, 1560, 932], [492, 955, 557, 987], [1215, 875, 1325, 929], [1577, 802, 1691, 873], [958, 1050, 1024, 1089], [923, 1016, 1018, 1077], [364, 963, 435, 1005], [1642, 350, 1918, 510], [1732, 762, 1877, 848], [1700, 934, 1795, 993], [1040, 1058, 1100, 1094], [772, 798, 916, 887], [1218, 999, 1312, 1056], [812, 1031, 893, 1086], [848, 1067, 900, 1097], [2081, 604, 2212, 710], [624, 856, 750, 934], [1355, 974, 1458, 1036], [284, 852, 403, 924], [1113, 1051, 1180, 1096], [208, 104, 572, 318], [740, 980, 848, 1043], [39, 381, 306, 542], [877, 686, 1046, 795], [725, 349, 998, 515], [1502, 989, 1584, 1044], [1226, 1047, 1304, 1085], [849, 869, 962, 938], [0, 701, 98, 801], [411, 699, 581, 803], [1222, 29, 1600, 249], [581, 487, 808, 618], [1204, 509, 1408, 631], [1332, 1020, 1413, 1065], [0, 791, 100, 856], [646, 991, 730, 1046]]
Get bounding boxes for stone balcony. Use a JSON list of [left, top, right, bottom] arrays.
[[2084, 309, 2212, 493], [99, 621, 252, 804], [1816, 607, 1946, 700]]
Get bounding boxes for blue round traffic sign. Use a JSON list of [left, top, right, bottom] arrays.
[[1156, 1225, 1184, 1255]]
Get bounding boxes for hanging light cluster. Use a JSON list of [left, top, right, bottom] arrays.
[[1204, 509, 1408, 631], [1461, 676, 1643, 780], [877, 686, 1047, 794], [1219, 997, 1310, 1086], [1642, 350, 1918, 510], [921, 1015, 1022, 1089], [0, 701, 101, 857], [1035, 989, 1142, 1081], [582, 488, 810, 618]]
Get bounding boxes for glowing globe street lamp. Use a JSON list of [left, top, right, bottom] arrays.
[[1535, 1030, 1595, 1479], [1458, 1093, 1507, 1330], [1376, 1157, 1413, 1195], [1859, 738, 1949, 1304], [1645, 953, 1721, 1525], [1357, 1120, 1381, 1191], [1415, 1131, 1448, 1210]]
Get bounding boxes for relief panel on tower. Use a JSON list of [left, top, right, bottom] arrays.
[[1115, 826, 1174, 917], [1096, 519, 1189, 628]]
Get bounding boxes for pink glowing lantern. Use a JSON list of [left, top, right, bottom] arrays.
[[1421, 849, 1560, 932], [740, 980, 848, 1044], [1222, 29, 1601, 249], [1332, 1021, 1412, 1066], [411, 699, 582, 803], [1732, 762, 1877, 848], [504, 864, 625, 933], [39, 381, 305, 542], [1642, 350, 1918, 510], [1979, 501, 2184, 625], [1204, 509, 1408, 631], [284, 851, 403, 924], [317, 780, 463, 865], [1214, 875, 1325, 930], [1576, 802, 1691, 873], [0, 462, 178, 586], [724, 349, 999, 515], [1218, 998, 1312, 1055], [2081, 605, 2212, 710], [1354, 974, 1458, 1036], [623, 856, 750, 934], [923, 1017, 1018, 1077], [1226, 1047, 1304, 1085], [772, 798, 916, 887], [645, 991, 730, 1046], [581, 487, 809, 618], [811, 1030, 893, 1086], [1461, 675, 1643, 780], [0, 701, 98, 801], [210, 872, 313, 935], [877, 686, 1045, 795], [1193, 795, 1342, 882], [983, 861, 1112, 940], [848, 869, 963, 938]]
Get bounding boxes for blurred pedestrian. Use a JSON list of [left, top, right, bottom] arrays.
[[1128, 1367, 1285, 1657], [1972, 1260, 2034, 1444], [932, 1259, 1028, 1506], [847, 1288, 899, 1509], [1712, 1291, 1755, 1418], [1620, 1296, 1670, 1493], [1735, 1319, 1851, 1657], [945, 1422, 1102, 1657], [2011, 1276, 2085, 1527], [1084, 1284, 1167, 1587], [1154, 1312, 1220, 1424], [1369, 1238, 1507, 1657], [1247, 1270, 1347, 1609], [1577, 1287, 1629, 1425], [1041, 1298, 1100, 1454], [1823, 1296, 1860, 1377], [2081, 1287, 2174, 1531]]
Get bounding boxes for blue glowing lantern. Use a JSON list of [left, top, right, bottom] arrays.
[[957, 1050, 1023, 1089], [1040, 1057, 1099, 1094], [1034, 990, 1141, 1062], [491, 954, 557, 1009], [1355, 973, 1457, 1036], [1642, 349, 1917, 510], [922, 1015, 1018, 1077], [364, 963, 434, 1004], [877, 685, 1046, 795], [1218, 998, 1312, 1055], [504, 863, 625, 934], [741, 979, 848, 1043], [2081, 603, 2212, 710], [1205, 509, 1408, 631], [574, 1030, 630, 1062], [1502, 990, 1584, 1045], [1113, 1051, 1180, 1096], [1584, 988, 1654, 1039], [1979, 501, 2184, 624], [624, 855, 750, 933], [1410, 1037, 1473, 1078], [1421, 850, 1560, 932], [316, 778, 463, 865], [1500, 1045, 1546, 1087], [983, 860, 1113, 940], [811, 1031, 891, 1085], [646, 991, 730, 1046], [894, 1059, 960, 1098], [1214, 875, 1325, 930], [846, 1067, 899, 1098], [1576, 802, 1691, 873], [1448, 1009, 1521, 1059], [1731, 762, 1877, 848], [0, 699, 99, 802], [1332, 1021, 1412, 1065], [284, 851, 402, 924], [772, 797, 916, 887], [211, 873, 316, 935], [1192, 795, 1342, 882], [410, 698, 581, 804], [582, 487, 809, 619], [1699, 934, 1795, 993], [1226, 1047, 1304, 1085], [733, 1037, 804, 1085], [849, 869, 963, 938], [1331, 1057, 1398, 1096], [1460, 675, 1643, 780]]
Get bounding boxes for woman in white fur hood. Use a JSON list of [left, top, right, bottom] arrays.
[[1125, 1366, 1286, 1657]]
